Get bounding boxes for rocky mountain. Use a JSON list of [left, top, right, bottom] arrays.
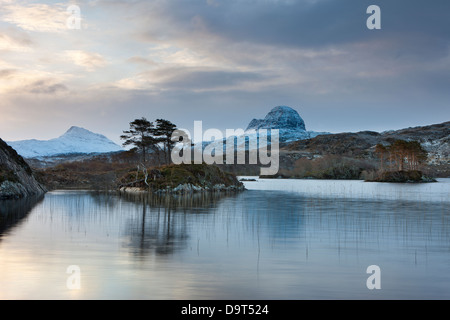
[[246, 106, 306, 131], [0, 138, 47, 199], [8, 126, 123, 159], [192, 106, 329, 157], [245, 106, 329, 144]]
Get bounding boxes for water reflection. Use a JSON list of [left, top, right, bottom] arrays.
[[0, 182, 449, 299], [118, 191, 239, 211], [0, 195, 44, 238], [119, 191, 240, 257]]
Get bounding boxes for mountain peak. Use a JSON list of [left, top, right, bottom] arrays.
[[67, 126, 87, 132], [8, 126, 123, 158], [62, 126, 99, 137], [246, 106, 306, 131]]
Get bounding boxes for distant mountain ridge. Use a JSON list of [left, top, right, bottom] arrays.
[[283, 121, 450, 173], [8, 126, 123, 159], [285, 121, 449, 157]]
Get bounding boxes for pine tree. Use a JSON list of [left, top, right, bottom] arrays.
[[379, 139, 428, 172], [375, 143, 388, 171], [153, 119, 177, 164], [120, 117, 157, 164]]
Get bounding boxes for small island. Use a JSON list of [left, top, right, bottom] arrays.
[[118, 163, 245, 194], [365, 170, 436, 183], [117, 118, 245, 194], [364, 140, 437, 183]]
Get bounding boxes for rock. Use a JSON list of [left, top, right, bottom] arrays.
[[150, 182, 245, 194], [119, 187, 146, 193], [0, 138, 47, 199]]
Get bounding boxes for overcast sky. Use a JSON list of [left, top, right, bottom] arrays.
[[0, 0, 449, 144]]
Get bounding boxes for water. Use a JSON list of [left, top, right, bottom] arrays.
[[0, 179, 449, 300]]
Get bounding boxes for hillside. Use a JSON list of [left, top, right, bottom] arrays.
[[280, 121, 450, 178], [285, 121, 449, 160], [0, 138, 47, 199]]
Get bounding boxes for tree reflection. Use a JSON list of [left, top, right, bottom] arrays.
[[0, 195, 44, 238], [119, 191, 238, 211], [120, 191, 240, 257]]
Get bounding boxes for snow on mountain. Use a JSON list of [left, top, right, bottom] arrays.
[[245, 106, 329, 143], [7, 126, 123, 158], [239, 106, 327, 146], [190, 106, 329, 155], [246, 106, 306, 131]]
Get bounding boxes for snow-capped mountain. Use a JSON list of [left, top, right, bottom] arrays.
[[245, 106, 328, 143], [8, 126, 123, 159], [190, 106, 329, 156], [246, 106, 306, 131]]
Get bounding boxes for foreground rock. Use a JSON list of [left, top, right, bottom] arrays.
[[0, 138, 46, 199], [118, 163, 245, 194]]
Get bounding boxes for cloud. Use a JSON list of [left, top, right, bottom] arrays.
[[109, 0, 450, 102], [22, 79, 68, 94], [153, 67, 269, 91], [1, 0, 449, 141], [1, 2, 70, 33], [64, 50, 107, 71], [0, 30, 33, 51], [0, 68, 16, 78], [0, 67, 69, 95], [126, 0, 450, 78], [149, 0, 450, 50], [115, 66, 271, 93], [127, 56, 157, 66]]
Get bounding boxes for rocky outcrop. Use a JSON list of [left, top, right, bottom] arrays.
[[0, 138, 46, 199]]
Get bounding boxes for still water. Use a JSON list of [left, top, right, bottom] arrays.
[[0, 178, 449, 300]]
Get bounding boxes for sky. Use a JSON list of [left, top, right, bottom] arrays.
[[0, 0, 449, 145]]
